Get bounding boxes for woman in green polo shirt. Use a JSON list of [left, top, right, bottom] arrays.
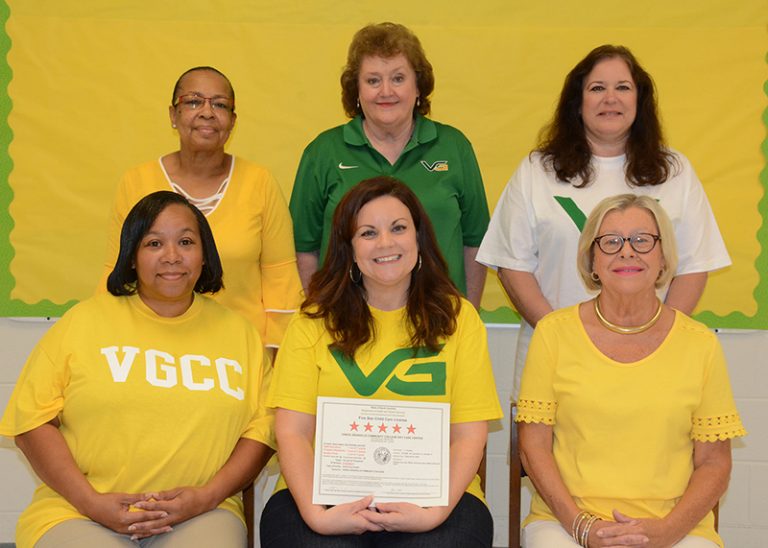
[[289, 22, 490, 308]]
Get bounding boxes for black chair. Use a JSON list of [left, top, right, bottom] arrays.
[[244, 483, 255, 548]]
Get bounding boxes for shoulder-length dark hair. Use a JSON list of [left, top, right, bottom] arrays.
[[537, 44, 677, 187], [304, 176, 460, 358], [107, 191, 224, 296], [340, 22, 434, 119]]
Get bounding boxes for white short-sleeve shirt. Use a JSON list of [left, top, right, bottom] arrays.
[[477, 151, 731, 310]]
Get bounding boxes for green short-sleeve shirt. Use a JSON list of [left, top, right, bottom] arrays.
[[289, 115, 489, 294]]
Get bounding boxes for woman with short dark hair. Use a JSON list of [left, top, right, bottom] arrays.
[[2, 191, 274, 547], [105, 66, 302, 352]]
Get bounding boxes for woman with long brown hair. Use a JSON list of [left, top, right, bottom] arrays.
[[477, 45, 730, 399], [262, 176, 502, 547]]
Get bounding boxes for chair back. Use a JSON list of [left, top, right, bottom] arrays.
[[509, 402, 522, 548], [244, 483, 255, 548]]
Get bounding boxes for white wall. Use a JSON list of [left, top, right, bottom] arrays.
[[1, 319, 766, 546], [0, 319, 51, 543]]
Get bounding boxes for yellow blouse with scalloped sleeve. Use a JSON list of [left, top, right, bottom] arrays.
[[516, 305, 746, 548]]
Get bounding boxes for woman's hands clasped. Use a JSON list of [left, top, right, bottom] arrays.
[[78, 491, 172, 539], [125, 486, 218, 539], [302, 496, 450, 536], [80, 485, 219, 540], [360, 501, 450, 533], [588, 509, 678, 548], [303, 496, 383, 535]]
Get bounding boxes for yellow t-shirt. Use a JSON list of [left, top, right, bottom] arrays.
[[104, 156, 303, 347], [516, 305, 746, 547], [0, 293, 274, 547], [267, 299, 503, 502]]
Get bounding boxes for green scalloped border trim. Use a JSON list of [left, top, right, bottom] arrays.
[[0, 1, 75, 316], [680, 50, 768, 330], [0, 0, 16, 315], [0, 8, 764, 326], [479, 306, 520, 325]]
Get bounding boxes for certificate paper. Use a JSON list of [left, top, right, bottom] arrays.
[[313, 397, 450, 507]]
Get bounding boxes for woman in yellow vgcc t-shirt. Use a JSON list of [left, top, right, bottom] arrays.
[[1, 191, 274, 548]]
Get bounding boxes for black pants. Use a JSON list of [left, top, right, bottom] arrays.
[[260, 489, 493, 548]]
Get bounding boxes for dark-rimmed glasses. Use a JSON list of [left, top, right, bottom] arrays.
[[174, 94, 234, 113], [593, 233, 661, 254]]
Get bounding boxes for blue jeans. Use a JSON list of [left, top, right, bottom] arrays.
[[260, 489, 493, 548]]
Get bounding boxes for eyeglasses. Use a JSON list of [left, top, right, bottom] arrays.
[[174, 94, 234, 113], [593, 233, 661, 254]]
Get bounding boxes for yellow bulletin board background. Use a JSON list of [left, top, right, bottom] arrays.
[[0, 1, 766, 327]]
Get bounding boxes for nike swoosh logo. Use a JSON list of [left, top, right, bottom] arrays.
[[338, 162, 359, 170]]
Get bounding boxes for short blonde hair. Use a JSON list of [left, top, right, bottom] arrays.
[[577, 194, 678, 290]]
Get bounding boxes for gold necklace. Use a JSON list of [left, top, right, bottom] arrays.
[[594, 296, 663, 335]]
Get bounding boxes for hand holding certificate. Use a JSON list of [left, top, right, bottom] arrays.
[[313, 397, 450, 507]]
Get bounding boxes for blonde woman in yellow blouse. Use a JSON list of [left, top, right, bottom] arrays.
[[516, 194, 745, 548]]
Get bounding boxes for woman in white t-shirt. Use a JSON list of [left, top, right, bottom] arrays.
[[476, 44, 730, 398]]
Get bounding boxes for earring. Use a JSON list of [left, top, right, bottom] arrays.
[[590, 271, 600, 282], [416, 254, 422, 272], [349, 263, 362, 284], [416, 97, 421, 108], [172, 124, 177, 129], [356, 98, 360, 110]]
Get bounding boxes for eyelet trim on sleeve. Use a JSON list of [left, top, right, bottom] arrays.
[[515, 398, 557, 425], [691, 413, 747, 442]]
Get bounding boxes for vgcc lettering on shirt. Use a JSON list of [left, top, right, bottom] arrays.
[[100, 346, 245, 400]]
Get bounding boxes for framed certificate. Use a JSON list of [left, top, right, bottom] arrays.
[[313, 396, 450, 507]]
